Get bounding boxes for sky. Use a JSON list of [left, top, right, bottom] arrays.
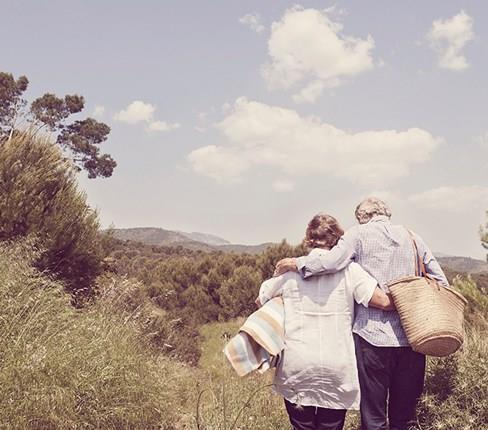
[[2, 0, 487, 258]]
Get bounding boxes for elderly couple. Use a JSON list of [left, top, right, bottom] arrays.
[[258, 197, 448, 430]]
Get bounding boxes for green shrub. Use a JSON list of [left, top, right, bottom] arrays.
[[0, 241, 193, 429], [217, 266, 263, 320], [96, 274, 203, 365], [0, 131, 103, 299]]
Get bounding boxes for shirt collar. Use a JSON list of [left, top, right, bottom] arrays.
[[367, 215, 390, 224]]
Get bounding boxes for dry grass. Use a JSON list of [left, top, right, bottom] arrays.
[[0, 241, 193, 430], [1, 241, 485, 430], [414, 278, 488, 430], [190, 278, 487, 430]]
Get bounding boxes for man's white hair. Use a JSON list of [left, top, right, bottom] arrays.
[[355, 197, 392, 224]]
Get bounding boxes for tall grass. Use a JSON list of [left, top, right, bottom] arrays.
[[1, 240, 485, 429], [415, 277, 488, 430], [0, 241, 193, 429], [194, 320, 288, 430], [192, 278, 487, 430]]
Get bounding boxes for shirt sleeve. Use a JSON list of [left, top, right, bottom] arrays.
[[258, 274, 288, 305], [295, 227, 358, 279], [412, 232, 449, 287], [348, 263, 378, 307]]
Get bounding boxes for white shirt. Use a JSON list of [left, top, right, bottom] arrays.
[[258, 257, 377, 410]]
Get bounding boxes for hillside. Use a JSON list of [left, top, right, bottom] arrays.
[[111, 227, 198, 247], [110, 227, 488, 273], [110, 227, 273, 254], [179, 231, 230, 246], [437, 256, 488, 274]]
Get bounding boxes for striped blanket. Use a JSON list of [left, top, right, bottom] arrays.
[[223, 297, 284, 377]]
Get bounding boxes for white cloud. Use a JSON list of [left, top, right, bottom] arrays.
[[188, 98, 442, 185], [147, 120, 180, 132], [408, 186, 488, 212], [188, 145, 249, 182], [475, 132, 488, 150], [114, 101, 155, 124], [262, 6, 374, 103], [92, 105, 105, 118], [427, 11, 474, 71], [272, 180, 295, 192], [222, 102, 232, 114], [114, 100, 179, 132], [239, 13, 265, 33], [292, 80, 327, 104]]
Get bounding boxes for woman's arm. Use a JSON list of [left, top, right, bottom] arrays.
[[256, 274, 289, 307], [369, 288, 395, 311], [349, 263, 395, 311]]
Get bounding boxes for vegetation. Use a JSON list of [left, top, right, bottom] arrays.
[[106, 237, 306, 323], [0, 71, 115, 178], [0, 240, 193, 430], [102, 238, 308, 363], [0, 75, 486, 427], [416, 277, 488, 430], [177, 278, 487, 430], [4, 238, 485, 430], [102, 241, 486, 425], [0, 131, 104, 299]]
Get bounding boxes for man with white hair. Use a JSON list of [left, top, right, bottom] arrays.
[[275, 197, 448, 430]]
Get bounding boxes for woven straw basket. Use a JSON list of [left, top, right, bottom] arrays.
[[388, 275, 468, 357]]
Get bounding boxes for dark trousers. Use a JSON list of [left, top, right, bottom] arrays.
[[354, 334, 426, 430], [284, 399, 346, 430]]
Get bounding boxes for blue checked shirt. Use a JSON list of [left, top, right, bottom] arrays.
[[296, 216, 449, 347]]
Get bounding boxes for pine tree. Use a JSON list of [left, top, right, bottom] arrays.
[[0, 71, 116, 178]]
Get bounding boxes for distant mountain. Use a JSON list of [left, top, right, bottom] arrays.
[[437, 256, 488, 275], [110, 227, 193, 247], [178, 231, 230, 246], [110, 227, 272, 254], [110, 228, 488, 270]]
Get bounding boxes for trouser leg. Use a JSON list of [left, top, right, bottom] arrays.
[[284, 399, 316, 430], [354, 334, 390, 430], [388, 347, 426, 430], [315, 408, 347, 430]]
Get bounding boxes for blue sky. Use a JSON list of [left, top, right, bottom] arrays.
[[2, 1, 487, 257]]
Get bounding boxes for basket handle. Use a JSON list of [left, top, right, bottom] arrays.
[[407, 229, 426, 277]]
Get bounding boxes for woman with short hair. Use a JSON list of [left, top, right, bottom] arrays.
[[258, 213, 394, 430]]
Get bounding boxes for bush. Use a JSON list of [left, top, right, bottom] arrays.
[[0, 131, 103, 299], [0, 241, 193, 429], [217, 266, 263, 319], [96, 274, 203, 365]]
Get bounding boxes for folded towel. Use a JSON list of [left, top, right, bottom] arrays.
[[223, 297, 284, 377]]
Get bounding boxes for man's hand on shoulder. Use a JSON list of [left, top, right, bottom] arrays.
[[274, 257, 298, 277]]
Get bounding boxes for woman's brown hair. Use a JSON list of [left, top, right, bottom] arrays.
[[304, 213, 344, 250]]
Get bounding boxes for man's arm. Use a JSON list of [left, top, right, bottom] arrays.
[[275, 228, 359, 278], [413, 233, 449, 287]]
